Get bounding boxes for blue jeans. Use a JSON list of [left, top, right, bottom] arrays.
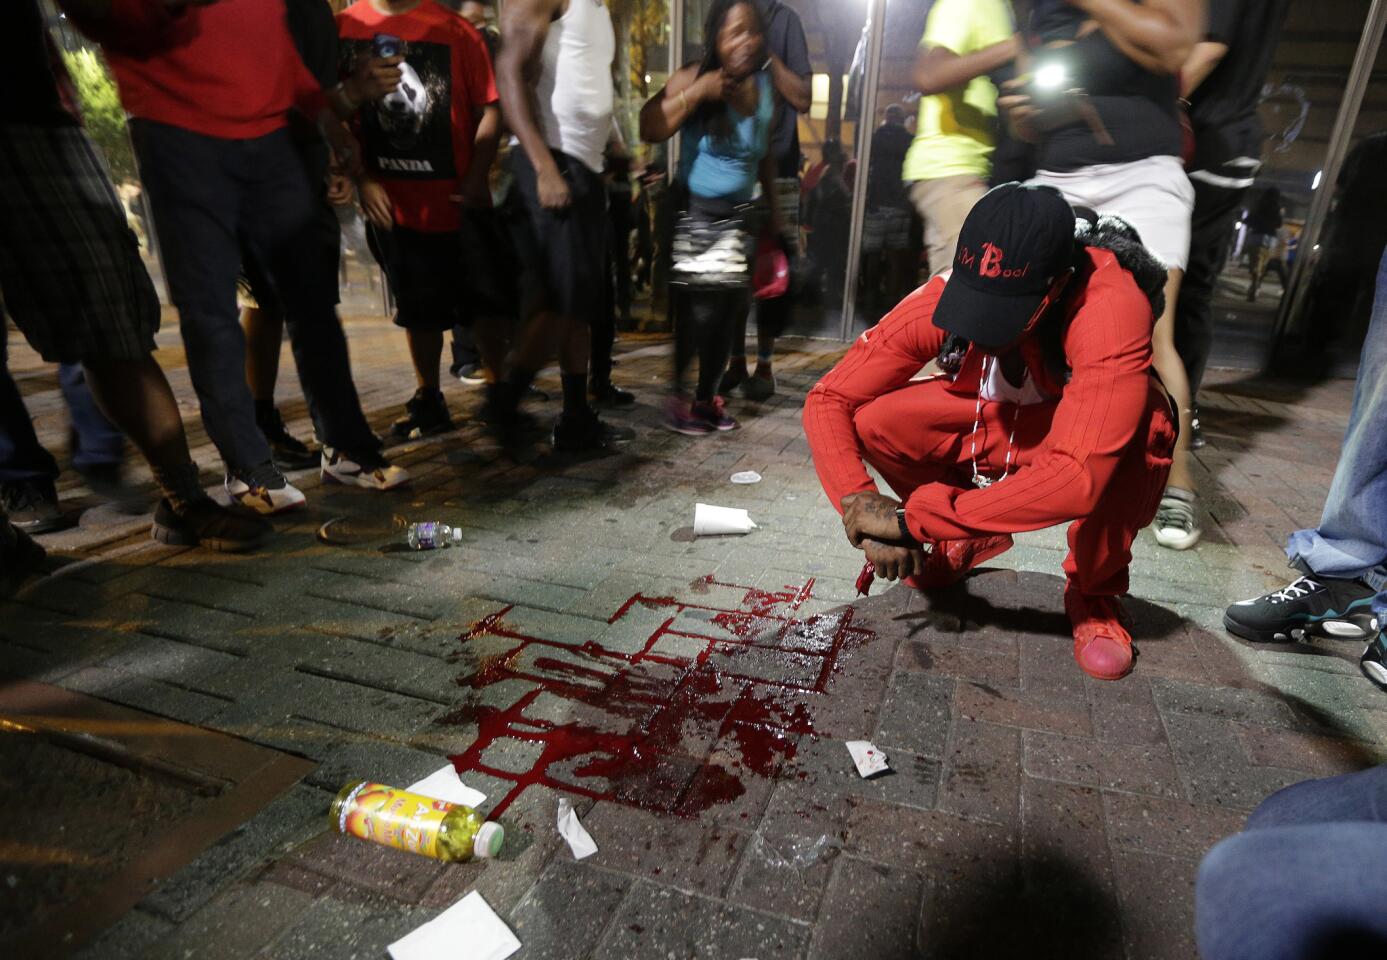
[[1, 333, 123, 485], [129, 120, 377, 473], [1287, 248, 1387, 618], [1196, 766, 1387, 959]]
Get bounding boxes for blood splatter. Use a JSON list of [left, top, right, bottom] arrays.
[[441, 577, 875, 819]]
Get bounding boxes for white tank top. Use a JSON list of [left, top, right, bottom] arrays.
[[536, 0, 615, 174]]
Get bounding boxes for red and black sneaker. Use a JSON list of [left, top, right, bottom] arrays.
[[1065, 588, 1135, 681]]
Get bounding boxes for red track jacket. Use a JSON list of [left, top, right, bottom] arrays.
[[803, 246, 1160, 542]]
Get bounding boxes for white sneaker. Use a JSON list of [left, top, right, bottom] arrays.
[[1152, 488, 1202, 550], [225, 463, 306, 515], [321, 446, 410, 491]]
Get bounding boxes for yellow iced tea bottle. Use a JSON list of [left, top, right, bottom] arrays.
[[329, 781, 504, 863]]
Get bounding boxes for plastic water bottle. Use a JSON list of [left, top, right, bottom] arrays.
[[406, 521, 462, 550], [329, 781, 504, 863]]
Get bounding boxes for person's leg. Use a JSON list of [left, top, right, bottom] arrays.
[[695, 289, 738, 402], [1246, 765, 1387, 830], [1275, 248, 1387, 623], [1177, 179, 1246, 396], [912, 175, 988, 280], [1065, 379, 1178, 598], [380, 227, 458, 440], [129, 120, 273, 474], [2, 121, 265, 549], [60, 361, 131, 503], [1197, 818, 1387, 960], [242, 130, 392, 482], [0, 336, 62, 530], [1064, 379, 1177, 679]]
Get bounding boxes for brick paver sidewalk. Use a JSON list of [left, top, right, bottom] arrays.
[[3, 316, 1382, 959]]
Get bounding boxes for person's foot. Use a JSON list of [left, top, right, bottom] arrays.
[[692, 396, 737, 431], [1066, 588, 1135, 681], [1, 480, 64, 534], [75, 463, 147, 515], [1224, 574, 1380, 643], [151, 496, 270, 552], [321, 447, 410, 490], [391, 388, 456, 440], [743, 368, 776, 401], [256, 406, 317, 471], [590, 381, 636, 407], [1152, 487, 1201, 550], [1189, 405, 1205, 450], [905, 534, 1014, 589], [454, 363, 487, 386], [665, 396, 713, 436], [225, 461, 306, 515], [717, 362, 748, 397], [0, 521, 47, 588], [552, 409, 610, 452]]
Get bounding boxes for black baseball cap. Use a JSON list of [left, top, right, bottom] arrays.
[[933, 182, 1076, 351]]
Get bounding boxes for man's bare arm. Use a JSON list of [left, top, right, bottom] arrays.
[[497, 0, 569, 206], [1069, 0, 1204, 75], [914, 35, 1019, 97], [1180, 40, 1227, 97], [766, 53, 810, 113]]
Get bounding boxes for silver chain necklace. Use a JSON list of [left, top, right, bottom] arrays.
[[969, 355, 1020, 489]]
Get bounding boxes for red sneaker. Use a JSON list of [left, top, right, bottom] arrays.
[[905, 534, 1014, 589], [1065, 589, 1135, 681]]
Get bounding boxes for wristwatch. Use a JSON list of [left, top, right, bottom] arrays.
[[895, 507, 911, 543]]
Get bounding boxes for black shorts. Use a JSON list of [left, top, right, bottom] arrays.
[[0, 124, 159, 363], [366, 224, 464, 332], [506, 148, 609, 325]]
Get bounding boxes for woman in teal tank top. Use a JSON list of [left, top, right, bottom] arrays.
[[640, 0, 778, 435]]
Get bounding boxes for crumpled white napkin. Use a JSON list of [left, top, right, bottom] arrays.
[[406, 765, 487, 809], [387, 891, 520, 960], [557, 798, 598, 860]]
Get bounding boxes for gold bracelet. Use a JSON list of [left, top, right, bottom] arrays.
[[678, 90, 691, 113]]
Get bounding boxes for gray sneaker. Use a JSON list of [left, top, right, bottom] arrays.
[[1153, 487, 1202, 551]]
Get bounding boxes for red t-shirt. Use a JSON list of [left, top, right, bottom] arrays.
[[69, 0, 327, 140], [337, 1, 497, 233]]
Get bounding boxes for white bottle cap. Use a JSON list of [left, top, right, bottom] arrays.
[[473, 822, 504, 860], [451, 527, 463, 544]]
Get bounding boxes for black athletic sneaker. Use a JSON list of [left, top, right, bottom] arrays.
[[590, 381, 636, 407], [391, 388, 456, 440], [0, 521, 46, 590], [257, 406, 317, 470], [151, 497, 271, 552], [552, 409, 610, 452], [1, 479, 64, 533], [1224, 574, 1381, 643]]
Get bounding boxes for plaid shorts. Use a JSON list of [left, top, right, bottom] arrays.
[[0, 123, 159, 363]]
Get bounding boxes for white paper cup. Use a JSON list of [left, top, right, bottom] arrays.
[[693, 502, 757, 536]]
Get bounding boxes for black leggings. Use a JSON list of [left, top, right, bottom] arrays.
[[675, 288, 745, 401]]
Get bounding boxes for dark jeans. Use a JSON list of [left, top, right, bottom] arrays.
[[675, 288, 742, 402], [0, 333, 122, 486], [130, 120, 377, 472], [1196, 765, 1387, 959], [1176, 176, 1248, 396]]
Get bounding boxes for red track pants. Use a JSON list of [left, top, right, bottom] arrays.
[[853, 377, 1176, 597]]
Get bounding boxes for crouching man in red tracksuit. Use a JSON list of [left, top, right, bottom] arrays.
[[803, 183, 1177, 680]]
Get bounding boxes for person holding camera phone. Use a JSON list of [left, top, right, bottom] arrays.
[[999, 0, 1205, 552], [336, 0, 501, 442]]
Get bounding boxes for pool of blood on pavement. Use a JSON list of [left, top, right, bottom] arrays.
[[440, 576, 875, 820]]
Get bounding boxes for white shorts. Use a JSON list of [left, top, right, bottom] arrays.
[[1028, 155, 1194, 271]]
